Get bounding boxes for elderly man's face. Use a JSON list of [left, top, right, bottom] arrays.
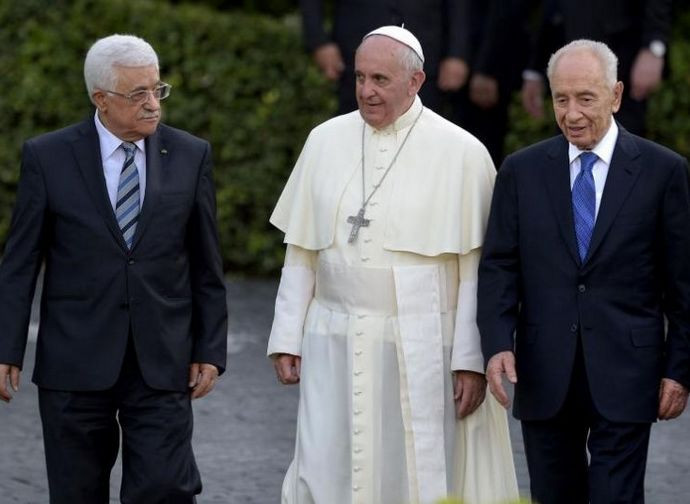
[[550, 50, 623, 150], [93, 64, 162, 142], [354, 36, 424, 129]]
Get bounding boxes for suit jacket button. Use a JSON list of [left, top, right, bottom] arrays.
[[128, 258, 135, 265], [578, 284, 586, 293], [570, 323, 578, 332]]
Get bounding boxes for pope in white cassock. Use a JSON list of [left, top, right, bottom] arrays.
[[267, 26, 519, 504]]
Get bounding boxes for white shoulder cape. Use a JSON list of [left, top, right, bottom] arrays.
[[270, 99, 496, 257]]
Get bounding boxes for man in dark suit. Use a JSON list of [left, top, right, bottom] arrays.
[[478, 39, 690, 503], [521, 0, 672, 136], [0, 34, 228, 503]]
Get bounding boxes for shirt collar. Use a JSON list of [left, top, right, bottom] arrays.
[[366, 95, 423, 134], [568, 119, 618, 165], [94, 111, 146, 158]]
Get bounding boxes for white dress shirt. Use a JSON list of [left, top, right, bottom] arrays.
[[568, 120, 619, 219], [94, 111, 146, 211]]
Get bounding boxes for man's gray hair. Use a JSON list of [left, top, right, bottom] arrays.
[[547, 39, 618, 87], [397, 43, 424, 73], [84, 34, 159, 103]]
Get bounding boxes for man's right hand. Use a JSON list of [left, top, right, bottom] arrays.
[[486, 351, 518, 409], [273, 353, 301, 385], [0, 364, 21, 403], [313, 43, 345, 82]]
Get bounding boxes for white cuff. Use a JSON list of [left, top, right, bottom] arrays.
[[266, 266, 315, 357], [522, 69, 544, 82], [450, 279, 485, 373]]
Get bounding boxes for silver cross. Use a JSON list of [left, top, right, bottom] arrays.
[[347, 208, 370, 244]]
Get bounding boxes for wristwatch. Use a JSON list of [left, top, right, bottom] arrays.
[[649, 40, 667, 58]]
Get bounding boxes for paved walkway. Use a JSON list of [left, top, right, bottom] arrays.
[[1, 278, 689, 503]]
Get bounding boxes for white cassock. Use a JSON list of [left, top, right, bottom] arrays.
[[268, 97, 518, 504]]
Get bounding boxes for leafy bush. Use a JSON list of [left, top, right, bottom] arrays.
[[0, 0, 335, 275]]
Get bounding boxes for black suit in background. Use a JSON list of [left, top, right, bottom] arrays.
[[300, 0, 467, 114], [478, 125, 690, 502], [447, 0, 528, 164], [300, 0, 528, 165], [526, 0, 673, 135], [0, 118, 228, 502]]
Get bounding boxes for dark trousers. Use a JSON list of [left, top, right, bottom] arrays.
[[521, 341, 651, 504], [38, 339, 201, 504]]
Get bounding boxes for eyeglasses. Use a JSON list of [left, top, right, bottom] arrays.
[[104, 82, 172, 104]]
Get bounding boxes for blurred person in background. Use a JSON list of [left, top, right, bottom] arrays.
[[299, 0, 527, 165], [521, 0, 672, 136]]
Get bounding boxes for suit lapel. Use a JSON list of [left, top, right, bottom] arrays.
[[583, 128, 642, 267], [131, 128, 165, 250], [71, 119, 128, 250], [544, 137, 581, 267]]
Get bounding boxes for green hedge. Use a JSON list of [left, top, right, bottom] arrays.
[[0, 0, 335, 275], [1, 1, 688, 275]]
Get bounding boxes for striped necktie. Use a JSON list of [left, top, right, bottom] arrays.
[[572, 151, 598, 261], [116, 142, 140, 249]]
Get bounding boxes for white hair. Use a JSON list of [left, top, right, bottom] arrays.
[[547, 39, 618, 88], [357, 35, 424, 74], [84, 34, 159, 103]]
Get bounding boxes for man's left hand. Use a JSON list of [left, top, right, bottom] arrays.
[[658, 378, 689, 420], [453, 370, 487, 419], [189, 363, 219, 400]]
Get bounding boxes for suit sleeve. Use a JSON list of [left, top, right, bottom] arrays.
[[660, 156, 690, 388], [0, 141, 48, 367], [477, 156, 521, 364], [299, 0, 330, 52], [642, 0, 672, 46], [188, 142, 228, 374], [445, 0, 472, 61]]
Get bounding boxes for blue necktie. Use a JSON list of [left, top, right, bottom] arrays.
[[572, 151, 598, 261], [116, 142, 140, 249]]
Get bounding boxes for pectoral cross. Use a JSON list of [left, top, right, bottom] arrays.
[[347, 207, 370, 244]]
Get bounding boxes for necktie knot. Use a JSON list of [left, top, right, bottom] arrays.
[[579, 151, 598, 174], [122, 142, 136, 158]]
